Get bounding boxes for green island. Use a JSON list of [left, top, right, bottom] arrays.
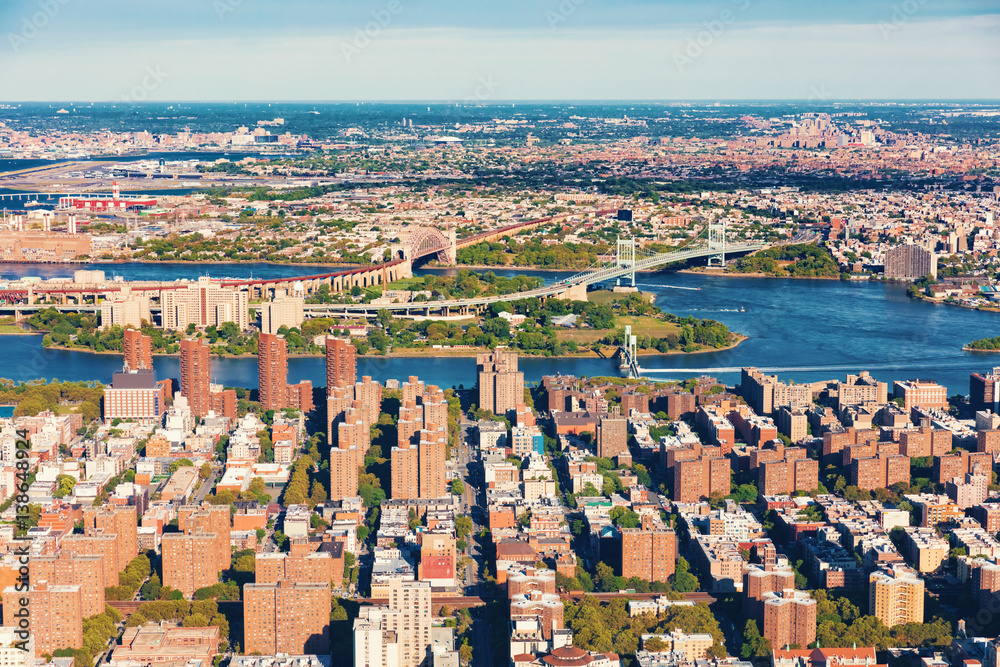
[[24, 273, 741, 359], [724, 243, 840, 278], [965, 336, 1000, 352]]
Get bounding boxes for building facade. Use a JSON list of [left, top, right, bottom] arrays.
[[180, 338, 212, 417], [244, 581, 332, 656], [477, 349, 524, 417]]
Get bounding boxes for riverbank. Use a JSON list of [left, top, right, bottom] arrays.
[[963, 347, 1000, 353], [365, 335, 746, 359], [678, 268, 840, 281], [40, 334, 747, 361], [87, 257, 371, 270], [911, 293, 1000, 313]]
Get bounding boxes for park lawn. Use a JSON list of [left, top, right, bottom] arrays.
[[614, 316, 682, 338], [387, 276, 429, 290], [586, 290, 656, 306], [555, 328, 605, 344], [555, 316, 680, 345], [0, 326, 28, 334]]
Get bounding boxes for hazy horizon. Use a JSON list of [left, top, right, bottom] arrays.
[[1, 0, 997, 102]]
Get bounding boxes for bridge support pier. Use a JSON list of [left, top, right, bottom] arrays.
[[554, 282, 588, 302]]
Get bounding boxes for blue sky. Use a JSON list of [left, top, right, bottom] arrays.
[[0, 0, 997, 101]]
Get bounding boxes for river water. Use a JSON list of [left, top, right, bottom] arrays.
[[0, 261, 995, 394]]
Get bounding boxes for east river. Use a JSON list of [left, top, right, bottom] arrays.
[[0, 262, 996, 394]]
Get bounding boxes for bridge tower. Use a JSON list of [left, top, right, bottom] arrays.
[[446, 228, 457, 265], [619, 325, 639, 379], [708, 220, 727, 267], [615, 237, 636, 288]]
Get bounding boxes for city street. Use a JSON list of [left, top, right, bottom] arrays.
[[457, 421, 484, 594]]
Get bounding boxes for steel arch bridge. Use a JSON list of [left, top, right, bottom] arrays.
[[402, 227, 455, 263]]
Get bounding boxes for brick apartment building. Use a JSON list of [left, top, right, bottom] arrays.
[[760, 458, 819, 496], [325, 338, 357, 393], [83, 505, 138, 565], [851, 454, 911, 491], [620, 525, 676, 583], [30, 553, 105, 617], [180, 338, 212, 417], [674, 456, 731, 502], [123, 329, 153, 372], [2, 582, 83, 657], [243, 581, 331, 655], [761, 590, 817, 650], [477, 349, 524, 417], [597, 411, 628, 459]]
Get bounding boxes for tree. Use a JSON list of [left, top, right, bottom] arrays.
[[450, 478, 465, 495], [455, 515, 473, 539], [53, 474, 76, 499], [671, 557, 699, 592], [140, 573, 162, 600], [459, 640, 473, 665], [645, 636, 668, 652], [169, 458, 195, 474], [741, 619, 772, 658], [199, 462, 212, 481], [609, 506, 640, 528]]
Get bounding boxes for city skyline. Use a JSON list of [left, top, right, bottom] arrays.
[[0, 0, 997, 101]]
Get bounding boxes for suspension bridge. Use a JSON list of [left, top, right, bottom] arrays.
[[0, 220, 766, 334], [303, 221, 765, 315]]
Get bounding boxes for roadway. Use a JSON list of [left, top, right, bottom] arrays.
[[0, 236, 765, 320], [299, 242, 765, 315], [456, 421, 483, 592]]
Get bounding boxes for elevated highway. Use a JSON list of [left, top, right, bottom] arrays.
[[0, 238, 763, 318], [298, 240, 764, 316]]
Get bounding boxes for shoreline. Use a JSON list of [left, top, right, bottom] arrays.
[[963, 346, 1000, 353], [4, 257, 844, 282], [912, 294, 1000, 313], [677, 269, 840, 281], [37, 334, 747, 361]]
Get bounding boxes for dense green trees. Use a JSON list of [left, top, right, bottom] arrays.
[[105, 553, 152, 601], [565, 595, 726, 659], [742, 620, 772, 658], [731, 243, 839, 277], [124, 599, 229, 640], [811, 590, 952, 649], [967, 336, 1000, 351], [53, 605, 124, 665], [0, 378, 103, 421], [457, 238, 609, 269], [30, 310, 257, 357], [281, 455, 315, 507]]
